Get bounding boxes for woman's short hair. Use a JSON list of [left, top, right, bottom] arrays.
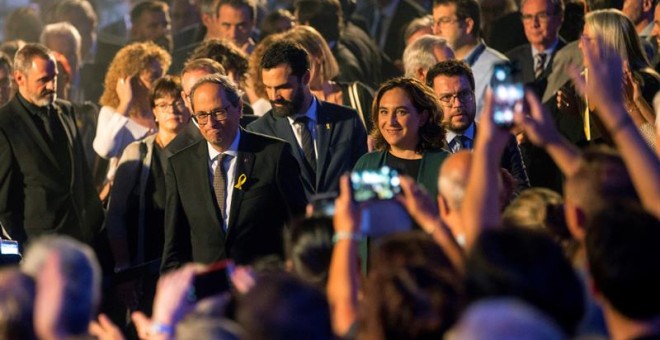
[[370, 77, 446, 153]]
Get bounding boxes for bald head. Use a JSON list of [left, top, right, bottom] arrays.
[[439, 150, 472, 210]]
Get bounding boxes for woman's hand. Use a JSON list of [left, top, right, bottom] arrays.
[[116, 76, 133, 115]]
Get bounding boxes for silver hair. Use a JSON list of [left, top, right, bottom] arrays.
[[40, 22, 82, 69], [189, 73, 244, 112], [403, 34, 454, 79], [21, 235, 101, 335]]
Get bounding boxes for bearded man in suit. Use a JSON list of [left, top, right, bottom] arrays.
[[0, 43, 104, 248]]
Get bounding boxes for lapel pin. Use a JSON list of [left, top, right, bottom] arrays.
[[234, 174, 247, 190]]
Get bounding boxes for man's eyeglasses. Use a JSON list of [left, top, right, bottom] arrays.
[[154, 100, 185, 113], [521, 11, 555, 23], [438, 90, 473, 105], [192, 106, 232, 125]]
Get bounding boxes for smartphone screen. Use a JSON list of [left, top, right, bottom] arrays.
[[350, 166, 401, 202], [491, 63, 524, 128], [310, 193, 337, 217], [190, 260, 233, 302], [0, 240, 19, 255]]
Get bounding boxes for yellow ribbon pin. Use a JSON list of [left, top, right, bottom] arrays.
[[234, 174, 247, 190]]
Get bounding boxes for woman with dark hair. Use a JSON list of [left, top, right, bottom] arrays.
[[353, 77, 448, 197], [106, 75, 189, 313]]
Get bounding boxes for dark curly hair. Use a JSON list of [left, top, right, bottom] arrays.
[[370, 77, 446, 153]]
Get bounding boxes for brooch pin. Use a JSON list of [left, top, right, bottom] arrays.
[[234, 174, 247, 190]]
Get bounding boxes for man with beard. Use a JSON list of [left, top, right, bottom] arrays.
[[130, 1, 174, 54], [247, 41, 368, 197], [0, 44, 104, 249], [426, 60, 530, 191]]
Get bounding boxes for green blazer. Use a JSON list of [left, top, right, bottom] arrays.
[[353, 149, 450, 199]]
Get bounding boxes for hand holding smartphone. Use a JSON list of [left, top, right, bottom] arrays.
[[189, 260, 233, 302]]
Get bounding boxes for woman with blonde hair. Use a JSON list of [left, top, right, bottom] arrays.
[[559, 9, 658, 147], [93, 42, 170, 200]]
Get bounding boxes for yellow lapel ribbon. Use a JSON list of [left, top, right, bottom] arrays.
[[234, 174, 247, 190]]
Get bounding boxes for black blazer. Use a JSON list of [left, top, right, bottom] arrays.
[[246, 100, 368, 197], [382, 0, 427, 64], [161, 129, 307, 270], [0, 96, 104, 246]]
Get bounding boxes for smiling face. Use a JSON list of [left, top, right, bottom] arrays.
[[15, 56, 58, 107], [192, 82, 241, 152], [377, 87, 427, 152], [431, 74, 476, 133]]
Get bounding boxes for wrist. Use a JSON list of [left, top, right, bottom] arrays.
[[332, 231, 362, 244], [148, 322, 174, 339]]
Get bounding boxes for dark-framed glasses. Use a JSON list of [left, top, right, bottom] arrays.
[[192, 105, 231, 125], [438, 90, 474, 105]]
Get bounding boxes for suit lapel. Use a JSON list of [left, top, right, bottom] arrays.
[[274, 114, 315, 190], [12, 99, 60, 168], [226, 133, 255, 239], [523, 48, 536, 82], [192, 141, 227, 239], [315, 101, 332, 189]]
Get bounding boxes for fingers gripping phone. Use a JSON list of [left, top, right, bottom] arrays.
[[491, 63, 524, 128]]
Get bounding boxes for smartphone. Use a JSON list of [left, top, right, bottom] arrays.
[[0, 240, 19, 255], [190, 260, 233, 302], [350, 166, 401, 202], [310, 192, 337, 217], [491, 63, 524, 128]]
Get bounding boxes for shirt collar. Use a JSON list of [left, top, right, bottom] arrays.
[[531, 38, 560, 56], [445, 122, 475, 142], [16, 92, 50, 117], [208, 129, 241, 161], [287, 96, 318, 124]]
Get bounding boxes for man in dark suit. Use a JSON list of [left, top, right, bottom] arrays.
[[162, 74, 307, 270], [0, 44, 104, 247], [427, 60, 530, 191], [505, 0, 566, 191], [246, 41, 368, 197], [505, 0, 566, 98]]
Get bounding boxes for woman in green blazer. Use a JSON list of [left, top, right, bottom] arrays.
[[354, 77, 449, 199]]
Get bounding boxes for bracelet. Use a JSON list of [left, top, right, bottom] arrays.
[[148, 322, 174, 336], [332, 231, 362, 244]]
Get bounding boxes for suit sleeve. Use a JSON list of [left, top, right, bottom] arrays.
[[501, 134, 531, 192], [275, 143, 308, 219], [351, 111, 369, 167], [161, 158, 192, 272], [0, 129, 24, 243]]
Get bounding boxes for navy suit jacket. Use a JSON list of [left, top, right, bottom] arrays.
[[246, 100, 368, 197], [162, 129, 307, 270]]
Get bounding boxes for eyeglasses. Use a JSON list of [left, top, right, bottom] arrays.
[[521, 11, 555, 23], [154, 100, 186, 113], [192, 105, 232, 125], [433, 17, 461, 27], [438, 90, 473, 105]]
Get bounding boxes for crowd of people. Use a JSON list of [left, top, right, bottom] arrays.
[[0, 0, 659, 339]]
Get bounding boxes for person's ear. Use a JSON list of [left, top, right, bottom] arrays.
[[438, 194, 450, 217], [301, 70, 311, 86], [13, 70, 24, 87], [464, 17, 475, 36]]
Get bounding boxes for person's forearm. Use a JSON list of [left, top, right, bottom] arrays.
[[544, 137, 581, 177], [603, 104, 660, 217], [327, 238, 359, 336], [462, 140, 504, 250]]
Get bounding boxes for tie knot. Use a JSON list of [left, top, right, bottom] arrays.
[[536, 53, 547, 63], [451, 135, 471, 152]]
